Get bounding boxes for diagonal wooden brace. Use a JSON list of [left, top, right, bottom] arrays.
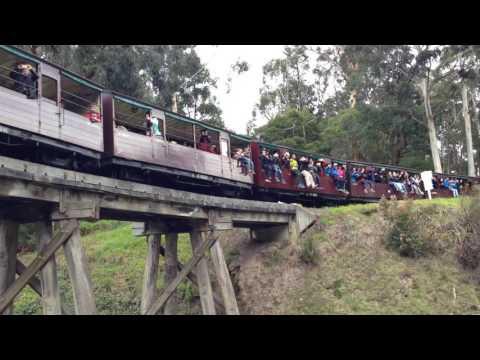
[[158, 245, 225, 313], [0, 220, 77, 314], [15, 260, 71, 315], [145, 232, 218, 315]]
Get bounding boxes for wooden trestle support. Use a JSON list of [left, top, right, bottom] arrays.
[[0, 155, 317, 315]]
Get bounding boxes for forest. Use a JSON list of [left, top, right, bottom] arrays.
[[18, 45, 480, 177]]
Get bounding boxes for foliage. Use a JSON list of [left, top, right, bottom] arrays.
[[300, 234, 320, 265], [252, 45, 480, 176], [380, 200, 454, 258], [456, 190, 480, 269]]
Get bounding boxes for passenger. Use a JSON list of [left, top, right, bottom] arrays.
[[260, 148, 273, 182], [150, 114, 162, 137], [351, 167, 361, 183], [145, 112, 159, 137], [325, 162, 334, 177], [364, 166, 376, 193], [234, 147, 254, 175], [389, 171, 407, 195], [334, 164, 349, 194], [298, 156, 316, 189], [410, 174, 424, 196], [308, 158, 320, 186], [209, 144, 218, 154], [315, 159, 324, 177], [281, 151, 291, 170], [233, 148, 246, 173], [198, 130, 211, 152], [243, 147, 254, 174], [448, 178, 459, 197], [10, 63, 38, 98], [298, 156, 309, 188], [272, 152, 284, 183], [289, 153, 299, 179]]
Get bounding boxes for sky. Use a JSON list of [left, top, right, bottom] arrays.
[[196, 45, 286, 134]]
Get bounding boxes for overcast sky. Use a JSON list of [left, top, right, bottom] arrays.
[[196, 45, 286, 134]]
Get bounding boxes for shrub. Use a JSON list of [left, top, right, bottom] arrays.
[[380, 200, 450, 258], [300, 235, 319, 265], [456, 190, 480, 269]]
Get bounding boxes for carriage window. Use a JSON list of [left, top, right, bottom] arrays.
[[61, 74, 101, 122], [165, 115, 194, 148], [114, 97, 150, 135], [220, 139, 229, 157], [42, 75, 57, 103]]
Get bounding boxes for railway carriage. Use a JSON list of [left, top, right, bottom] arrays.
[[0, 44, 478, 206]]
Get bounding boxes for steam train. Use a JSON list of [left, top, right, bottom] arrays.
[[0, 45, 477, 207]]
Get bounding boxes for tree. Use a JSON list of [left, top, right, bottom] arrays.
[[256, 45, 317, 120]]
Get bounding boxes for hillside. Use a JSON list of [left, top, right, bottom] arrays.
[[14, 196, 480, 315]]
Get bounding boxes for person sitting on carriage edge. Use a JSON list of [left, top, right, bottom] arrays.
[[10, 63, 38, 99], [272, 152, 284, 183], [260, 148, 273, 182], [289, 153, 299, 179], [334, 164, 349, 194]]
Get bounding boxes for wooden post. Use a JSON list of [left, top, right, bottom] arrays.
[[37, 221, 62, 315], [141, 234, 161, 314], [158, 245, 225, 312], [0, 219, 18, 315], [0, 220, 77, 315], [62, 220, 97, 315], [190, 230, 216, 315], [210, 233, 240, 315], [145, 232, 217, 315], [164, 233, 178, 315]]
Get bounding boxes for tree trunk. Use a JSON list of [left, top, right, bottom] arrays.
[[461, 83, 476, 176], [471, 89, 480, 175], [418, 78, 443, 173], [349, 89, 357, 109], [171, 94, 178, 113]]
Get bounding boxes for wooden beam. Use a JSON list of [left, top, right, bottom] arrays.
[[62, 220, 97, 315], [164, 233, 178, 315], [158, 245, 225, 312], [145, 232, 218, 315], [141, 234, 161, 314], [0, 220, 77, 315], [15, 260, 70, 315], [210, 234, 240, 315], [0, 219, 18, 315], [190, 230, 216, 315], [37, 221, 62, 315]]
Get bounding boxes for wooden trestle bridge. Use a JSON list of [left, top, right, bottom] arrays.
[[0, 155, 316, 315]]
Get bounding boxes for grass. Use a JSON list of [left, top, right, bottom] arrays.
[[277, 196, 480, 314]]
